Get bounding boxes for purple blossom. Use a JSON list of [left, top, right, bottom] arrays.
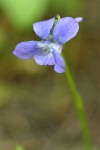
[[13, 16, 83, 73]]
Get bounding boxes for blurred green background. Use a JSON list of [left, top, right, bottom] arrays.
[[0, 0, 100, 150]]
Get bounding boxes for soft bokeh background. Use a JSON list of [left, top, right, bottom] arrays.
[[0, 0, 100, 150]]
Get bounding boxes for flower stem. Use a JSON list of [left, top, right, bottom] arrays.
[[62, 53, 93, 150]]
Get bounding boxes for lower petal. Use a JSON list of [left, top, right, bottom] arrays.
[[34, 48, 55, 66], [13, 41, 39, 60], [52, 49, 65, 73]]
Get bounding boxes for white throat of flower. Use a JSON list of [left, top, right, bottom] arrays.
[[50, 42, 62, 54], [37, 42, 62, 58]]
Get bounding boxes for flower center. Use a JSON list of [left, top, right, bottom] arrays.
[[37, 42, 52, 58], [50, 42, 62, 54], [38, 41, 62, 56]]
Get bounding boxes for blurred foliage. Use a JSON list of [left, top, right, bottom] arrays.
[[0, 27, 7, 51], [14, 145, 25, 150], [0, 82, 12, 107], [52, 0, 84, 16], [0, 0, 50, 30]]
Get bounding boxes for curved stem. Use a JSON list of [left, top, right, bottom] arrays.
[[62, 53, 93, 150]]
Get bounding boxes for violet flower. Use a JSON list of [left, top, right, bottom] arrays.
[[13, 16, 82, 73]]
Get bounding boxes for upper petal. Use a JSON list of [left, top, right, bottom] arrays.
[[52, 48, 65, 73], [52, 17, 80, 44], [13, 41, 39, 60], [33, 18, 54, 40]]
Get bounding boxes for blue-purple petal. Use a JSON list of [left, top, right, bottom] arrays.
[[52, 49, 65, 73], [34, 48, 55, 66], [13, 41, 38, 60], [33, 18, 54, 40], [75, 17, 83, 22], [52, 17, 79, 44]]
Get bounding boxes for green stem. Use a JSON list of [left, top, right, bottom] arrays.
[[62, 53, 93, 150]]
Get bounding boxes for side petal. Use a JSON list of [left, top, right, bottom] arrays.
[[52, 49, 65, 73], [34, 48, 55, 66], [13, 41, 39, 60], [52, 17, 80, 44], [75, 17, 83, 23], [33, 18, 54, 40]]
